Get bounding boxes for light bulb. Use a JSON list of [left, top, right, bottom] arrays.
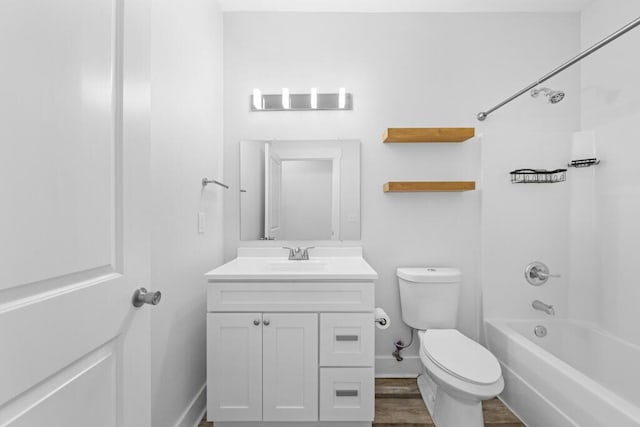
[[338, 88, 346, 109], [252, 88, 262, 110]]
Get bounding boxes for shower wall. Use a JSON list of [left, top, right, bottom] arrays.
[[480, 24, 581, 324], [571, 0, 640, 346], [481, 130, 574, 322]]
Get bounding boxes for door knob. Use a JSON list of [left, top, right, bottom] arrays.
[[263, 319, 270, 326], [253, 319, 260, 326], [132, 288, 162, 307]]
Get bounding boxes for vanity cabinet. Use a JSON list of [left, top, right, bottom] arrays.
[[206, 281, 376, 427], [205, 248, 378, 427], [207, 312, 318, 422]]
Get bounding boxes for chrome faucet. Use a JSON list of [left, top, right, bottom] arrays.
[[532, 300, 555, 315], [283, 246, 314, 260]]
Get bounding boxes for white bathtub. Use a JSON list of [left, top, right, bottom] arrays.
[[485, 318, 640, 427]]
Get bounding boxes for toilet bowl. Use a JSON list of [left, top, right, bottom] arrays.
[[417, 329, 504, 427], [397, 267, 504, 427]]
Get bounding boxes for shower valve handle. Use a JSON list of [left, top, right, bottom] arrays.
[[535, 269, 561, 280], [525, 262, 559, 286]]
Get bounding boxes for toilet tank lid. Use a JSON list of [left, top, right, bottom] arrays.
[[397, 267, 461, 283]]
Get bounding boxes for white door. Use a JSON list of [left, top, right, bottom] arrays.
[[264, 143, 283, 240], [207, 313, 263, 422], [262, 313, 318, 422], [0, 0, 152, 425]]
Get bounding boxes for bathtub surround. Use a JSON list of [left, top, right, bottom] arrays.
[[481, 2, 640, 423], [576, 0, 640, 347], [150, 0, 224, 426]]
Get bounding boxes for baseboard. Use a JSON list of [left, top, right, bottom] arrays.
[[375, 355, 421, 378], [174, 382, 207, 427]]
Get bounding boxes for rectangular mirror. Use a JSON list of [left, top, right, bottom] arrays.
[[240, 139, 361, 241]]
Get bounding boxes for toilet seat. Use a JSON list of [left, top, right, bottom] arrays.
[[419, 330, 501, 386]]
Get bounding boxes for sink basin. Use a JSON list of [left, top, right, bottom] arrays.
[[266, 260, 328, 272]]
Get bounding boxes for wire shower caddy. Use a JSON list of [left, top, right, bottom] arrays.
[[510, 168, 567, 184]]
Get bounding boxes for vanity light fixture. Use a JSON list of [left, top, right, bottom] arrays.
[[250, 88, 353, 111]]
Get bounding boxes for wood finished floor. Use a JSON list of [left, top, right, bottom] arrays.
[[199, 378, 524, 426]]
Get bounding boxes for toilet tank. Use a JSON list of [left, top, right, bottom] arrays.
[[397, 267, 461, 330]]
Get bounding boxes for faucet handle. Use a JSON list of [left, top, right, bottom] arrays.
[[282, 247, 295, 257], [301, 246, 315, 260]]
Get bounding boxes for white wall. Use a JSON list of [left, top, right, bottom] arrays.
[[150, 1, 224, 426], [574, 0, 640, 346], [223, 12, 580, 375]]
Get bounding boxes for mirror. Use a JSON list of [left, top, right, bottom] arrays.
[[240, 139, 361, 241]]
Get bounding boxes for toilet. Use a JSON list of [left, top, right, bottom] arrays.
[[397, 267, 504, 427]]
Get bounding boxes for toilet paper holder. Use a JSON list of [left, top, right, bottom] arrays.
[[374, 307, 390, 330]]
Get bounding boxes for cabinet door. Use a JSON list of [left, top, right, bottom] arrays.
[[207, 313, 262, 421], [262, 313, 318, 421]]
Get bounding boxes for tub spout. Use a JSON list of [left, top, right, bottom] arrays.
[[532, 300, 555, 315]]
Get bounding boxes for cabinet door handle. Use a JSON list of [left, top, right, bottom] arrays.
[[336, 390, 358, 397], [336, 334, 359, 341], [263, 319, 270, 326], [253, 319, 260, 326]]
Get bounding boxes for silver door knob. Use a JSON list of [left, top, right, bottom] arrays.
[[263, 319, 270, 326], [253, 319, 260, 326], [132, 288, 162, 307]]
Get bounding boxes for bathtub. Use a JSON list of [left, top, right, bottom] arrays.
[[485, 319, 640, 427]]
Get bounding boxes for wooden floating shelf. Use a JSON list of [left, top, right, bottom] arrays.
[[383, 181, 476, 192], [383, 127, 475, 143]]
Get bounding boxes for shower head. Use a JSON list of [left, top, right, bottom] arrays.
[[530, 87, 565, 104]]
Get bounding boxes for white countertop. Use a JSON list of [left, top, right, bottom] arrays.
[[205, 247, 378, 281]]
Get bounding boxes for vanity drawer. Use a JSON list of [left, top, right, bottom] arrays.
[[319, 367, 374, 421], [207, 282, 374, 312], [319, 313, 374, 366]]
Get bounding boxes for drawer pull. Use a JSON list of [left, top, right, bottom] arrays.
[[336, 389, 359, 397], [336, 334, 359, 342]]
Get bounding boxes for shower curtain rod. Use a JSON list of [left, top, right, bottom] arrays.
[[476, 15, 640, 121]]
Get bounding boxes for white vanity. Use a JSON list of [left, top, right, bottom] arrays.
[[205, 247, 378, 427]]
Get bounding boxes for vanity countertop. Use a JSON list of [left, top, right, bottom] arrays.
[[205, 247, 378, 281]]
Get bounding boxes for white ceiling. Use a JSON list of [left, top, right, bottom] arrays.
[[218, 0, 595, 13]]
